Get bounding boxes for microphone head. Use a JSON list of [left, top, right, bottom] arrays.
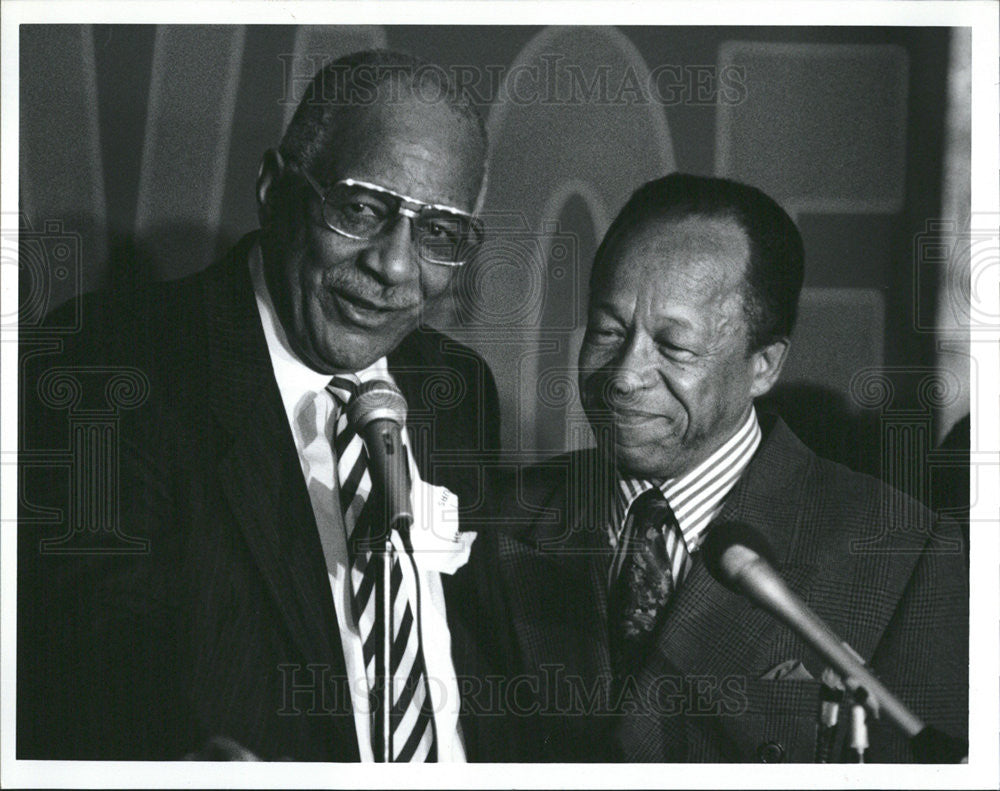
[[346, 379, 407, 430], [700, 521, 777, 592]]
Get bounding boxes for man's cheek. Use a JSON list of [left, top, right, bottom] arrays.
[[579, 348, 610, 385], [578, 373, 603, 411], [420, 269, 454, 300]]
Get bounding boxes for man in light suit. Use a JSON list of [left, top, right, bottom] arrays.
[[479, 173, 968, 762], [18, 50, 505, 761]]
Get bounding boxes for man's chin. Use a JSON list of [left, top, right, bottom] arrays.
[[613, 450, 674, 481], [308, 347, 387, 375], [601, 431, 685, 480], [611, 420, 678, 448], [304, 328, 408, 374]]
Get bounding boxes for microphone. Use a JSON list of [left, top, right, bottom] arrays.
[[700, 522, 966, 762], [346, 379, 413, 537]]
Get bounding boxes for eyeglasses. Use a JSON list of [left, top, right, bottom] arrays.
[[298, 171, 484, 267]]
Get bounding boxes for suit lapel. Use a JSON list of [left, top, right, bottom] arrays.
[[500, 450, 615, 686], [203, 240, 357, 756], [216, 396, 342, 671], [439, 565, 487, 757], [388, 331, 431, 483]]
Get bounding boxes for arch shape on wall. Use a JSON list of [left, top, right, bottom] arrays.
[[469, 25, 676, 454]]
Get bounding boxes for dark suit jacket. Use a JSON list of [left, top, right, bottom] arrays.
[[17, 233, 504, 760], [478, 415, 968, 762]]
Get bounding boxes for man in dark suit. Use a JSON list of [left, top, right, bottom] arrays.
[[479, 173, 968, 762], [18, 50, 503, 761]]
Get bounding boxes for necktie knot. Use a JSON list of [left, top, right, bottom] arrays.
[[326, 374, 361, 409], [627, 488, 676, 530]]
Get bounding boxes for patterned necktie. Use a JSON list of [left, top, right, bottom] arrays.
[[610, 488, 690, 671], [327, 375, 437, 762]]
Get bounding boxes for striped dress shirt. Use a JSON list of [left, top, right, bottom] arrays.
[[608, 407, 762, 590]]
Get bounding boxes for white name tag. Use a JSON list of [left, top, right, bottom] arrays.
[[407, 477, 476, 574]]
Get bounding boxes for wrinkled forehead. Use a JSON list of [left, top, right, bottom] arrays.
[[316, 92, 486, 213], [592, 214, 751, 304]]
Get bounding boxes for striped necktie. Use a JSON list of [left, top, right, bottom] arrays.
[[326, 375, 437, 762], [610, 488, 690, 670]]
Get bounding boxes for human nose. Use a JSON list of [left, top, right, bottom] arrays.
[[606, 335, 656, 407], [361, 214, 420, 286]]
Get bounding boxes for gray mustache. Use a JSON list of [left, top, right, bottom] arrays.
[[326, 275, 422, 311]]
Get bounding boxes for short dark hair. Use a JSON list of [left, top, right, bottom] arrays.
[[591, 173, 805, 350], [278, 49, 487, 175]]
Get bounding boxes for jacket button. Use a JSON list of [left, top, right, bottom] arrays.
[[757, 741, 785, 763]]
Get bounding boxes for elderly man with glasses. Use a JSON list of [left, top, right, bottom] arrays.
[[18, 50, 503, 762]]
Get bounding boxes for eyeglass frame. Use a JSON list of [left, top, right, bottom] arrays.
[[296, 168, 484, 267]]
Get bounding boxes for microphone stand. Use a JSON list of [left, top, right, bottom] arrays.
[[383, 532, 392, 764], [814, 671, 843, 763], [817, 667, 967, 763], [379, 442, 414, 764], [849, 688, 869, 763], [347, 379, 414, 764]]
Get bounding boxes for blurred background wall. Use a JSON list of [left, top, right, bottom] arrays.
[[19, 24, 972, 513]]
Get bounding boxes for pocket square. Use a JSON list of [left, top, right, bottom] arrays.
[[760, 659, 815, 681]]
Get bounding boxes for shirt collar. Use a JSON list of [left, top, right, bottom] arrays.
[[614, 407, 762, 553], [249, 242, 392, 431]]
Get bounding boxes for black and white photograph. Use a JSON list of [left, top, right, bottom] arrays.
[[2, 1, 997, 788]]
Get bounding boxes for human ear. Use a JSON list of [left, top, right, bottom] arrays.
[[256, 148, 286, 226], [749, 337, 790, 398]]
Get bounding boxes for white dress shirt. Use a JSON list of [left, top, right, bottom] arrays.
[[249, 244, 466, 761]]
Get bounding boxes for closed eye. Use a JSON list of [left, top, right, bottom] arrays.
[[658, 339, 695, 358], [585, 325, 625, 343]]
